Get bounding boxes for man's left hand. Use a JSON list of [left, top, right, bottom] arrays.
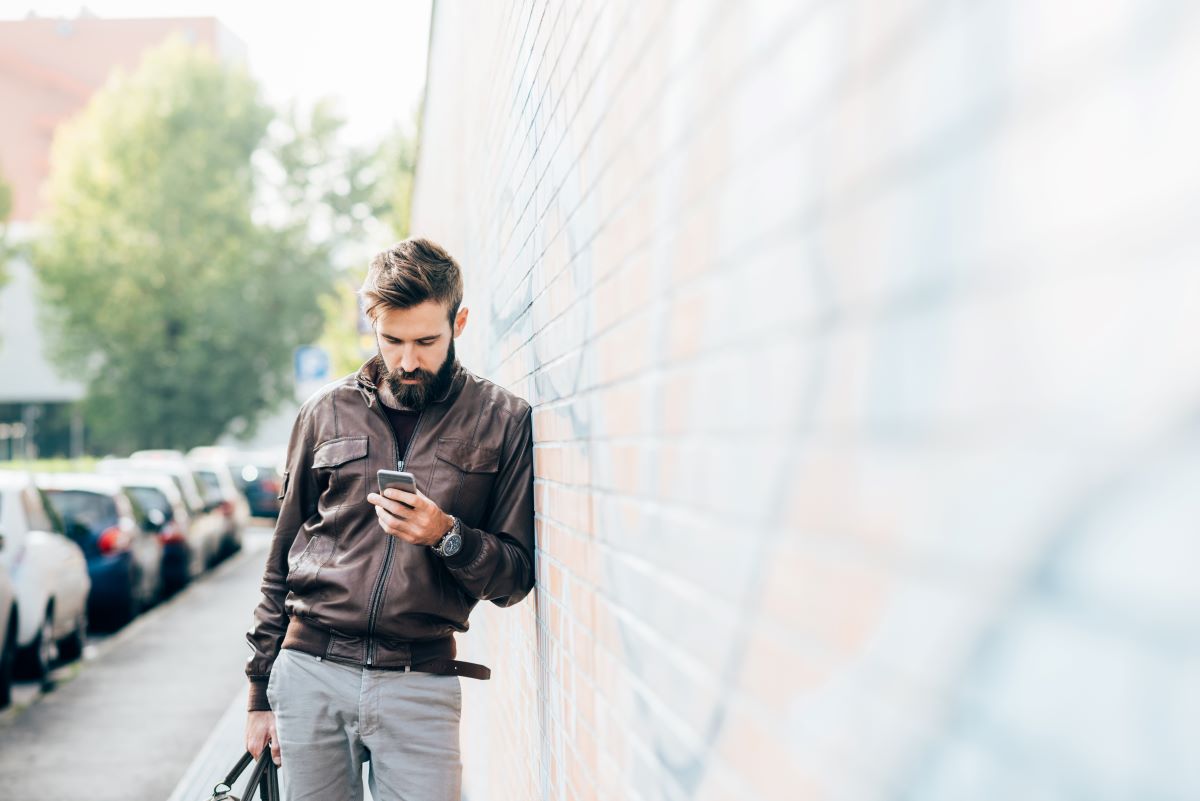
[[367, 488, 454, 547]]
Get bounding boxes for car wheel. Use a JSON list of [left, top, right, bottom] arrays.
[[0, 612, 16, 708], [57, 608, 87, 663], [114, 582, 138, 628], [162, 570, 184, 597], [15, 606, 57, 681]]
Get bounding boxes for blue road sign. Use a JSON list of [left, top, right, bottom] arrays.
[[294, 346, 331, 384]]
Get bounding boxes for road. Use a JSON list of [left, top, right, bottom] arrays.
[[0, 525, 274, 801]]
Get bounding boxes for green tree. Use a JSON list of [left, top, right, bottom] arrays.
[[35, 39, 341, 453], [316, 272, 371, 377], [374, 115, 420, 240], [310, 115, 422, 378], [0, 167, 12, 287]]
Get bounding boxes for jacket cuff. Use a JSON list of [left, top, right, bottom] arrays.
[[441, 523, 483, 568], [248, 678, 272, 712]]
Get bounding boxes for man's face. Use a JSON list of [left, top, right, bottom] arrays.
[[375, 300, 468, 410]]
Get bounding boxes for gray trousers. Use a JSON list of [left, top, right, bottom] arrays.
[[266, 647, 463, 801]]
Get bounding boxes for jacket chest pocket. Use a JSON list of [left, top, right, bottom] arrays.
[[433, 437, 500, 526], [313, 436, 369, 508]]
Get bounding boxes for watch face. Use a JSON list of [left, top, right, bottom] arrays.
[[441, 532, 463, 557]]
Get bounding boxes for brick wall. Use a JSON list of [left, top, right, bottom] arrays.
[[410, 1, 1200, 799]]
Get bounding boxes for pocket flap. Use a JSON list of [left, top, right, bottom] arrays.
[[435, 438, 500, 473], [313, 436, 369, 469]]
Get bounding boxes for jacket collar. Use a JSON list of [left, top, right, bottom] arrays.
[[355, 355, 466, 409]]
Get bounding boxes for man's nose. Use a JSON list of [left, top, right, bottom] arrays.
[[399, 347, 420, 374]]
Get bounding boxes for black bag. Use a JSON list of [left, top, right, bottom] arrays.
[[206, 750, 279, 801]]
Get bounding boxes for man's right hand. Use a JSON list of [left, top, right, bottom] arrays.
[[246, 710, 281, 766]]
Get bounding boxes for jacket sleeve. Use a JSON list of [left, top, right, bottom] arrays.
[[441, 405, 536, 607], [244, 404, 318, 711]]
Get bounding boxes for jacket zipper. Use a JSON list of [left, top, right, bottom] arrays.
[[365, 399, 423, 666]]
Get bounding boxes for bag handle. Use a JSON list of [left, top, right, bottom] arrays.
[[213, 749, 278, 800], [260, 753, 280, 801], [243, 750, 278, 801], [212, 751, 254, 797]]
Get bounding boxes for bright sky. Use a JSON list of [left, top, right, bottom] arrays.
[[0, 0, 433, 145]]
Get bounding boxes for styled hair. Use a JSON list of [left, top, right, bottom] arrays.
[[360, 238, 464, 325]]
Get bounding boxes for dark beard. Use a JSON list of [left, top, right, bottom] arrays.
[[381, 339, 457, 411]]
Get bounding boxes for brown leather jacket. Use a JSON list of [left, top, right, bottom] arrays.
[[245, 357, 535, 710]]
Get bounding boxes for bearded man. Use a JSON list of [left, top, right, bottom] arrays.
[[243, 238, 535, 801]]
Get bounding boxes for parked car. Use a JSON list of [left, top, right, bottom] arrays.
[[36, 473, 163, 627], [0, 472, 89, 680], [230, 451, 285, 518], [187, 457, 249, 559], [115, 473, 203, 594], [0, 547, 16, 707], [97, 458, 225, 570], [189, 446, 283, 519]]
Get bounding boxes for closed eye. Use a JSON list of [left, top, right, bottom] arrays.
[[383, 336, 440, 346]]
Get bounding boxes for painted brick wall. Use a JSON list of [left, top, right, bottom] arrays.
[[410, 1, 1200, 799]]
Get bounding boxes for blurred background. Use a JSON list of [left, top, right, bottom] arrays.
[[2, 1, 1199, 801], [0, 1, 429, 458]]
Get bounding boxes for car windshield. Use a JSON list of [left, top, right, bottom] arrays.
[[195, 470, 222, 499], [125, 486, 173, 523], [161, 474, 201, 513], [44, 490, 118, 537]]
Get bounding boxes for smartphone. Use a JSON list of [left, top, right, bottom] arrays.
[[377, 469, 418, 506]]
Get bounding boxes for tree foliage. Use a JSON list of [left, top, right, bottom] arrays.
[[374, 113, 420, 241], [310, 116, 421, 379], [0, 167, 11, 286], [35, 39, 347, 452]]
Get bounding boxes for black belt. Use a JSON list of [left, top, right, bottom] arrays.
[[282, 617, 491, 680]]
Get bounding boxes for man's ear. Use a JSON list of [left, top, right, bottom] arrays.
[[454, 306, 469, 337]]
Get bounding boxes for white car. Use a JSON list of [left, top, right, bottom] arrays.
[[97, 458, 225, 571], [188, 456, 250, 559], [114, 472, 207, 592], [0, 472, 90, 679]]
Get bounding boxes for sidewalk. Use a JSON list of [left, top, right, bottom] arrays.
[[0, 532, 271, 800]]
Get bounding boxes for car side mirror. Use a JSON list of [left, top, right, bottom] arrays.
[[146, 508, 166, 529]]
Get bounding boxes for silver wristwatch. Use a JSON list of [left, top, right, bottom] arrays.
[[432, 516, 463, 558]]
